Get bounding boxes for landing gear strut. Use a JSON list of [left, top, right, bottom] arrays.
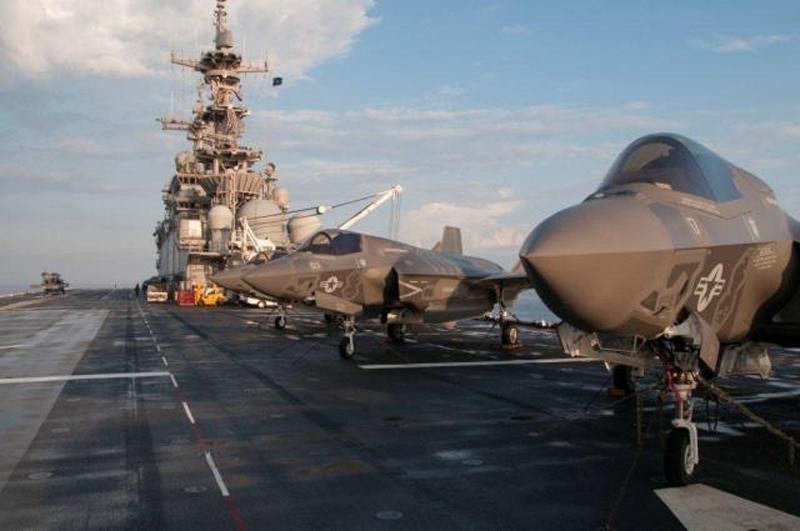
[[339, 317, 357, 359], [663, 370, 699, 486], [274, 306, 287, 330]]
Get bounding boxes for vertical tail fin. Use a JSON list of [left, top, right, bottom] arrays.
[[432, 226, 463, 255]]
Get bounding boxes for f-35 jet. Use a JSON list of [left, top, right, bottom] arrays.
[[519, 133, 800, 485], [228, 227, 529, 358]]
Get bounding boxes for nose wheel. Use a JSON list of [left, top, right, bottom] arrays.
[[339, 317, 357, 359]]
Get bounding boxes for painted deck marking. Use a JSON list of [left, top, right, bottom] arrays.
[[182, 401, 196, 424], [136, 300, 245, 531], [358, 358, 599, 370], [205, 451, 231, 497], [656, 483, 800, 530], [0, 372, 170, 384]]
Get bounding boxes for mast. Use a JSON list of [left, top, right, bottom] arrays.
[[159, 0, 271, 209], [155, 0, 282, 282]]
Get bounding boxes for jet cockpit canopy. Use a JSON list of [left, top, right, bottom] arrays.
[[302, 230, 363, 255], [598, 133, 740, 202]]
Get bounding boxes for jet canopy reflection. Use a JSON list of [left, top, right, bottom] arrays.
[[599, 133, 741, 202], [299, 230, 364, 256]]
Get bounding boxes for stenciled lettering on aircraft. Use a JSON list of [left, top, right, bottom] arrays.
[[320, 276, 343, 294], [694, 263, 726, 312]]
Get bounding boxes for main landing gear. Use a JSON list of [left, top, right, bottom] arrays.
[[501, 321, 519, 347], [497, 300, 520, 349], [663, 368, 699, 486], [274, 306, 287, 329], [338, 317, 357, 359], [611, 364, 636, 396], [387, 323, 406, 344]]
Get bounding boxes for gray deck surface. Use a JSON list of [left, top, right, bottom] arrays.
[[0, 290, 798, 530]]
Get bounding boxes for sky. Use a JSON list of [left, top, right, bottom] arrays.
[[0, 0, 798, 288]]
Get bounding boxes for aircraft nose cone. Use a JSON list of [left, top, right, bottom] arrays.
[[520, 198, 672, 333], [210, 265, 251, 293], [242, 258, 296, 300]]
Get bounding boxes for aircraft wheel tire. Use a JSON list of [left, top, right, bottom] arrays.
[[612, 365, 635, 395], [501, 323, 519, 346], [387, 323, 405, 343], [339, 337, 356, 359], [324, 313, 336, 326], [274, 316, 287, 330], [197, 300, 205, 307], [664, 428, 695, 486]]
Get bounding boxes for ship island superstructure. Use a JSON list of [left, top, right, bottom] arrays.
[[154, 0, 315, 288]]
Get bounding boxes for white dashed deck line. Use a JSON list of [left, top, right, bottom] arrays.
[[0, 372, 171, 384], [205, 451, 231, 497], [358, 358, 599, 370], [656, 483, 800, 530], [182, 401, 196, 424], [169, 373, 179, 388], [161, 356, 169, 367]]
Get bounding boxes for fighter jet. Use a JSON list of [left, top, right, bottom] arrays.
[[237, 226, 529, 358], [519, 133, 800, 485]]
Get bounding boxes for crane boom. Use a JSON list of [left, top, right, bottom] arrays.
[[337, 186, 403, 230]]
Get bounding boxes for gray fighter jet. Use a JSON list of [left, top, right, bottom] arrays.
[[519, 133, 800, 485], [232, 227, 529, 358]]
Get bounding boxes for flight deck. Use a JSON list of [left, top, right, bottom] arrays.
[[1, 290, 798, 530]]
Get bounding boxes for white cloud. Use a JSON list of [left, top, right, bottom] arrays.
[[698, 34, 794, 53], [0, 0, 376, 80], [255, 102, 678, 180], [400, 200, 527, 252]]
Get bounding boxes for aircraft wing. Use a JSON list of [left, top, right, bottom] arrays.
[[476, 272, 531, 291], [315, 291, 364, 316], [474, 272, 531, 305]]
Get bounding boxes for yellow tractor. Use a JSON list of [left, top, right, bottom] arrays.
[[194, 284, 227, 307]]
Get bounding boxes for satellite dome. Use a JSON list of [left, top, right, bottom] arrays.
[[288, 215, 322, 244], [208, 205, 234, 230], [237, 199, 287, 246]]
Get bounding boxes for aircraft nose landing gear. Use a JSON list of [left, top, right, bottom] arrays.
[[339, 317, 357, 359], [664, 372, 699, 486]]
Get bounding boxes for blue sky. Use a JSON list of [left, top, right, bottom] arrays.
[[0, 0, 798, 288]]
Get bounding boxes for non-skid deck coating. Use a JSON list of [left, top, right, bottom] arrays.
[[0, 290, 798, 530]]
